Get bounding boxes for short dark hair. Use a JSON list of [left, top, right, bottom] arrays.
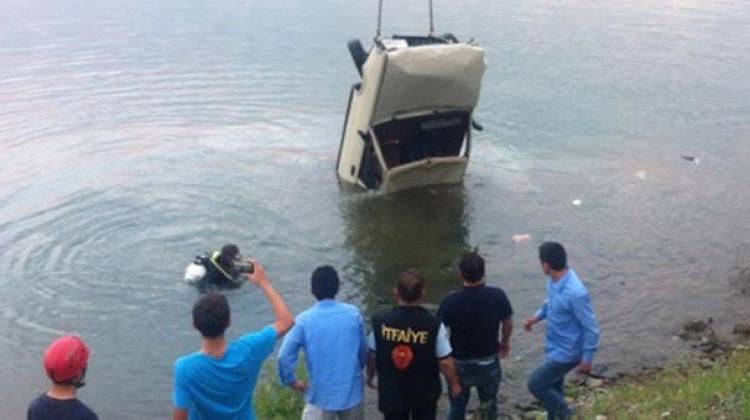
[[396, 269, 425, 303], [539, 242, 567, 271], [459, 252, 485, 283], [193, 293, 230, 338], [311, 265, 340, 300]]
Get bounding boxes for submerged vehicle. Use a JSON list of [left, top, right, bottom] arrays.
[[336, 0, 486, 193]]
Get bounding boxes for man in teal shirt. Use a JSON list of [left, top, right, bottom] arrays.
[[172, 261, 294, 420], [524, 242, 600, 420]]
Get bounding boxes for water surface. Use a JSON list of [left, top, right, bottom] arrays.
[[1, 0, 749, 417]]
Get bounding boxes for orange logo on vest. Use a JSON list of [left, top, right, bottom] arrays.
[[391, 344, 414, 370]]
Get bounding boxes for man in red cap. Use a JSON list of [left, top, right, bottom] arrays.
[[27, 335, 98, 420]]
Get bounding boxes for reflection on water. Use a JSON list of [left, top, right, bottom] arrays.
[[341, 186, 470, 313]]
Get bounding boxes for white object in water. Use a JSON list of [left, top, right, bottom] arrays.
[[681, 155, 700, 165], [512, 234, 531, 243], [635, 170, 647, 180], [183, 262, 206, 284], [572, 199, 582, 206], [336, 29, 486, 193]]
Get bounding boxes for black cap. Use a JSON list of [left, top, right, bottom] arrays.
[[220, 244, 241, 261]]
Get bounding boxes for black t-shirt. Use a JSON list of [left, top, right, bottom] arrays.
[[437, 283, 513, 360], [27, 394, 98, 420]]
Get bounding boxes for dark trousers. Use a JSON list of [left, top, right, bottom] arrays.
[[527, 359, 579, 420], [448, 357, 502, 420], [383, 403, 437, 420]]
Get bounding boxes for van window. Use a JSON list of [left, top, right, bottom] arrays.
[[373, 111, 469, 169]]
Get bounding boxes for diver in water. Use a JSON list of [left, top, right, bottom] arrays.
[[183, 244, 254, 291]]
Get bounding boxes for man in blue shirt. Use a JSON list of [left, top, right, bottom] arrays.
[[277, 265, 368, 419], [172, 261, 294, 420], [524, 242, 600, 420]]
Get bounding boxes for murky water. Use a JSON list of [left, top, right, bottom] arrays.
[[1, 0, 749, 417]]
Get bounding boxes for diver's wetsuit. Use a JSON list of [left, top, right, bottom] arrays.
[[197, 252, 244, 292]]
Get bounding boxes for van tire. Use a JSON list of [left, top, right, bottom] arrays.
[[347, 39, 368, 77]]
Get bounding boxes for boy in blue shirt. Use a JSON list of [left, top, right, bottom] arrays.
[[172, 261, 294, 420]]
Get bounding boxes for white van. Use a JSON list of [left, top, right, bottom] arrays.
[[336, 7, 486, 193]]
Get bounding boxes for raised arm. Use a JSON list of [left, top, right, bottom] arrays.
[[247, 261, 294, 336]]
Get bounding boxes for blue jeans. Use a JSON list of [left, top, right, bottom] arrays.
[[527, 359, 579, 420], [448, 357, 501, 420]]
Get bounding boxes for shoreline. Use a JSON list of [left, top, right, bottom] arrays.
[[255, 318, 750, 419], [503, 319, 750, 420]]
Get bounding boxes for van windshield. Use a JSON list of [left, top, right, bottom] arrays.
[[373, 111, 469, 169]]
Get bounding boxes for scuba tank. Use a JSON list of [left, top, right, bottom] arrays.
[[183, 254, 208, 284]]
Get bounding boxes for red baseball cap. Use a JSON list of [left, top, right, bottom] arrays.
[[43, 335, 89, 383]]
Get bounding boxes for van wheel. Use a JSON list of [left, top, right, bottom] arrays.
[[347, 39, 368, 77]]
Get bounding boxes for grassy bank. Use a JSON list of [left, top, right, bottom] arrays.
[[255, 361, 306, 419], [253, 349, 750, 419], [577, 348, 750, 419]]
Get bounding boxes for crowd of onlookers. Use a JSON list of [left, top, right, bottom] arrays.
[[28, 241, 599, 420]]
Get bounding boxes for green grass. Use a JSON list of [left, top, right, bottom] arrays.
[[254, 358, 307, 420], [579, 349, 750, 419]]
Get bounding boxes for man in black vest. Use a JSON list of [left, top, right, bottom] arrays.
[[367, 269, 462, 420], [438, 252, 514, 419]]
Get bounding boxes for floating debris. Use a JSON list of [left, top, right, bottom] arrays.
[[635, 170, 647, 180], [572, 199, 582, 206], [512, 234, 531, 244], [681, 155, 700, 165]]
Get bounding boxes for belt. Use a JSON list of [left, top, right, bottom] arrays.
[[455, 355, 497, 366]]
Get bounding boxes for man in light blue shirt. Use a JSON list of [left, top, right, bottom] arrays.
[[172, 261, 294, 420], [524, 242, 600, 420], [277, 266, 368, 419]]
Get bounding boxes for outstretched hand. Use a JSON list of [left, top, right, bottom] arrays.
[[523, 316, 538, 332]]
